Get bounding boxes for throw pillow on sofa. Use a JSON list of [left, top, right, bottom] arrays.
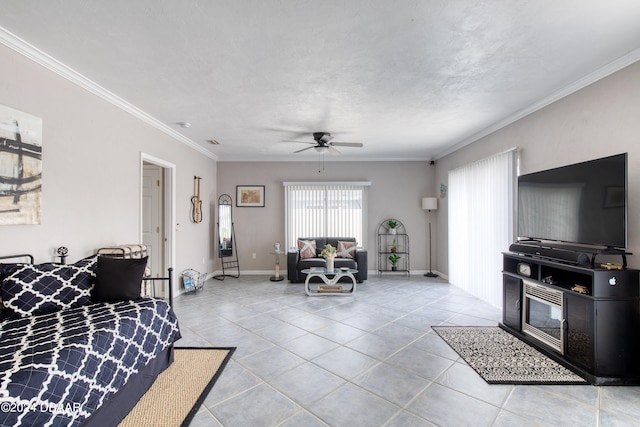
[[1, 255, 98, 317], [298, 240, 317, 259], [337, 241, 358, 259]]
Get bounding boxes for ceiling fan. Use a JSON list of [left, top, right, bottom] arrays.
[[286, 132, 363, 155]]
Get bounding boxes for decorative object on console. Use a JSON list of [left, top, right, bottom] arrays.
[[422, 197, 438, 277], [600, 262, 623, 270], [571, 284, 589, 294], [190, 176, 203, 223], [57, 246, 69, 264], [236, 185, 265, 207], [517, 262, 531, 277], [0, 104, 43, 225]]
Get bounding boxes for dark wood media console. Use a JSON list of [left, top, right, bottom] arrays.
[[501, 251, 640, 385]]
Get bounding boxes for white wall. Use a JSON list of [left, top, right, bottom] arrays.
[[435, 60, 640, 275], [216, 161, 437, 274], [0, 44, 218, 290]]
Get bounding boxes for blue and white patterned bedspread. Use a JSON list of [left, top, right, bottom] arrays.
[[0, 298, 181, 426]]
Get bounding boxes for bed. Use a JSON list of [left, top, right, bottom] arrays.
[[0, 253, 182, 427]]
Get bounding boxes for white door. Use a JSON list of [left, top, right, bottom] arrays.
[[143, 165, 163, 280]]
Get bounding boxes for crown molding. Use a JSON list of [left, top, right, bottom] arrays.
[[0, 26, 217, 161], [434, 48, 640, 160]]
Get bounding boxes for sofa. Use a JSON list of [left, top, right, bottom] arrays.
[[287, 237, 368, 283]]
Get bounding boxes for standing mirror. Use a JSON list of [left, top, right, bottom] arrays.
[[218, 194, 233, 257], [215, 194, 239, 279]]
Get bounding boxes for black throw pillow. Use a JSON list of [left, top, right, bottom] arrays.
[[92, 256, 148, 302]]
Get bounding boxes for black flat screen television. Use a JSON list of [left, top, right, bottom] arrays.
[[517, 153, 627, 249]]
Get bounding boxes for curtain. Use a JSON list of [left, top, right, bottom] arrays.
[[448, 149, 516, 307], [284, 182, 369, 250]]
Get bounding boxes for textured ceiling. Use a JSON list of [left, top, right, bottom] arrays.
[[1, 1, 640, 161]]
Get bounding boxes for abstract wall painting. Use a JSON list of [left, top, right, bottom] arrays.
[[0, 105, 42, 225]]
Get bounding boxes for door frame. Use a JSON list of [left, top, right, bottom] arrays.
[[140, 153, 176, 296]]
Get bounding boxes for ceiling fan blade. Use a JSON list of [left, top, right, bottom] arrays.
[[331, 142, 363, 148], [260, 127, 314, 140], [328, 146, 341, 156], [284, 140, 315, 145], [294, 146, 316, 153]]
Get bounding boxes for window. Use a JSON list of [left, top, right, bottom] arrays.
[[284, 182, 370, 250]]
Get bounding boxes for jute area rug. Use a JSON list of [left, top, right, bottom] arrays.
[[119, 347, 235, 427], [432, 326, 587, 385]]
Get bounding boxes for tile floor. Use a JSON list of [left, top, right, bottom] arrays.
[[172, 274, 640, 427]]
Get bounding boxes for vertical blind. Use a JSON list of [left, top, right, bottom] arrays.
[[448, 149, 516, 307], [284, 182, 369, 250]]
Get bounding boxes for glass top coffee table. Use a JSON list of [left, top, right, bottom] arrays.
[[301, 267, 358, 296]]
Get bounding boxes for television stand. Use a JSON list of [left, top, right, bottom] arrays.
[[502, 251, 640, 385]]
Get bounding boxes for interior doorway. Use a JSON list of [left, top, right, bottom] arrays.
[[142, 163, 164, 277], [140, 153, 176, 299]]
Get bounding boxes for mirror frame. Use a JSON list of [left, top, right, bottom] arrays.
[[217, 194, 233, 258]]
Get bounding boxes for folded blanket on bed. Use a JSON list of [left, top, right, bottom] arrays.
[[0, 298, 181, 426]]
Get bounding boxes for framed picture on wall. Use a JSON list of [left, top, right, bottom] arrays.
[[0, 104, 43, 225], [236, 185, 265, 207]]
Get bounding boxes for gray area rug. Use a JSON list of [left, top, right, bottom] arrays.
[[432, 326, 587, 385]]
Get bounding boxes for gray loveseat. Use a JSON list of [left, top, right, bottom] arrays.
[[287, 237, 368, 283]]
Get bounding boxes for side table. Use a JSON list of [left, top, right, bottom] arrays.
[[270, 250, 285, 281]]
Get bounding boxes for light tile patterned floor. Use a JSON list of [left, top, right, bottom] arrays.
[[172, 275, 640, 427]]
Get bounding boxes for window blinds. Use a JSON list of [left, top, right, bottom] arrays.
[[284, 182, 369, 250], [448, 149, 516, 307]]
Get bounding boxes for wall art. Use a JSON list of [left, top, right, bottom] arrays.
[[0, 105, 42, 225], [236, 185, 265, 207]]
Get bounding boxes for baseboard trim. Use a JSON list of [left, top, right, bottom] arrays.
[[207, 269, 448, 281]]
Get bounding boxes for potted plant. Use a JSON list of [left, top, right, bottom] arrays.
[[388, 253, 401, 271], [387, 220, 398, 235], [320, 243, 337, 271], [389, 238, 397, 253]]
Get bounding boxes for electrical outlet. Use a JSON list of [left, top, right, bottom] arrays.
[[252, 253, 257, 259]]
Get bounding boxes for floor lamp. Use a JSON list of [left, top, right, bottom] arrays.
[[422, 197, 438, 277]]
